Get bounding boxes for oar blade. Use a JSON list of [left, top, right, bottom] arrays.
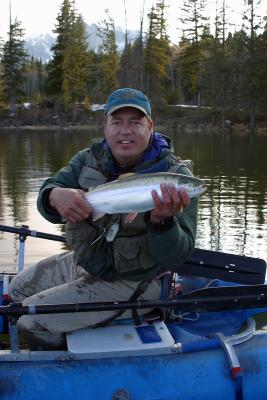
[[179, 248, 266, 285]]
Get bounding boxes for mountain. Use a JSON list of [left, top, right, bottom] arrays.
[[85, 23, 139, 51], [24, 24, 139, 63], [25, 33, 55, 63]]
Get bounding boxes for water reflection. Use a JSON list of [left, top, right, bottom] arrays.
[[0, 128, 266, 271]]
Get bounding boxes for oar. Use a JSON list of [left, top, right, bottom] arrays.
[[0, 224, 266, 284], [0, 224, 65, 272], [0, 224, 65, 243], [3, 284, 267, 317], [181, 248, 266, 285]]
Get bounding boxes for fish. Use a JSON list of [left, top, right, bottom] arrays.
[[85, 172, 206, 222]]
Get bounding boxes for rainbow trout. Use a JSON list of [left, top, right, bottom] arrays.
[[85, 172, 206, 221]]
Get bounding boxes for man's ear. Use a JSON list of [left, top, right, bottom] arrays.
[[148, 117, 153, 133], [103, 116, 108, 134]]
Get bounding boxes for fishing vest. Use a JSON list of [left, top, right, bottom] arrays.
[[66, 148, 193, 280]]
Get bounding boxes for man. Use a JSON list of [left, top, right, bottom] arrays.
[[9, 88, 198, 349]]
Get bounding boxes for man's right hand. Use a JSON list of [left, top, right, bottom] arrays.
[[49, 188, 92, 223]]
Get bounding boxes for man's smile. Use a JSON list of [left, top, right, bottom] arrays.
[[118, 140, 134, 144]]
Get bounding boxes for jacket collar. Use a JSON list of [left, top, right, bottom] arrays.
[[91, 132, 173, 180]]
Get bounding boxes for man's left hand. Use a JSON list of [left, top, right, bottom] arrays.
[[150, 183, 190, 224]]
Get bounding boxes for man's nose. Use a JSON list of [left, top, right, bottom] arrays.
[[120, 122, 132, 133]]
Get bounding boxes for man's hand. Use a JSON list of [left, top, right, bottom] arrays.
[[150, 183, 190, 224], [49, 188, 92, 223]]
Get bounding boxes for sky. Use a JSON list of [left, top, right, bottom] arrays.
[[0, 0, 266, 44]]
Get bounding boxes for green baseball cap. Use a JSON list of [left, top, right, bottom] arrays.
[[104, 88, 151, 117]]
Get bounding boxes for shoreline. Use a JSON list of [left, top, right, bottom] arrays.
[[0, 123, 267, 135], [0, 104, 266, 134]]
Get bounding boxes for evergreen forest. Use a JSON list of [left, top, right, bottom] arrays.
[[0, 0, 267, 129]]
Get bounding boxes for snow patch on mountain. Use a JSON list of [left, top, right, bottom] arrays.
[[24, 24, 139, 62]]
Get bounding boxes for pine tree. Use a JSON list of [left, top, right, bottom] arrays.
[[62, 13, 90, 111], [144, 0, 171, 100], [119, 43, 135, 87], [1, 18, 28, 113], [225, 30, 247, 114], [178, 0, 209, 107], [96, 9, 119, 100], [203, 0, 231, 126], [176, 36, 200, 103], [242, 0, 263, 128], [214, 0, 227, 119], [256, 28, 267, 113], [47, 0, 74, 97], [47, 0, 90, 113], [119, 37, 145, 90], [119, 0, 146, 91], [119, 0, 140, 88]]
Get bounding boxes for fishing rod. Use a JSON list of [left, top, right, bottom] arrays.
[[2, 284, 267, 317], [1, 224, 266, 284]]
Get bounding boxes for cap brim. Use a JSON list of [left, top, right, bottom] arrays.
[[105, 103, 149, 117]]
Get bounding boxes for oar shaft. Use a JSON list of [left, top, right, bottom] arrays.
[[2, 288, 267, 316]]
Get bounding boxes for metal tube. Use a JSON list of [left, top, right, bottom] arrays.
[[18, 236, 25, 272]]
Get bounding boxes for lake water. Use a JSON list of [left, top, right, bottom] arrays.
[[0, 127, 266, 273]]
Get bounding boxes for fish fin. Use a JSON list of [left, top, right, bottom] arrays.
[[125, 212, 138, 223], [92, 209, 105, 221], [118, 172, 135, 179]]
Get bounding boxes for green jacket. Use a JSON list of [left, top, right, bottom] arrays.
[[37, 135, 198, 281]]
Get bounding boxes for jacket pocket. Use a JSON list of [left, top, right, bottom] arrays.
[[113, 235, 156, 273], [78, 166, 107, 190]]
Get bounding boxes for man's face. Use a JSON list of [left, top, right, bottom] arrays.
[[104, 107, 153, 166]]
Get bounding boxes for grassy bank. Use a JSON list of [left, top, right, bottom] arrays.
[[0, 104, 267, 134]]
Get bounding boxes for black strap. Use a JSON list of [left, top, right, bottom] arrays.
[[92, 280, 151, 328]]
